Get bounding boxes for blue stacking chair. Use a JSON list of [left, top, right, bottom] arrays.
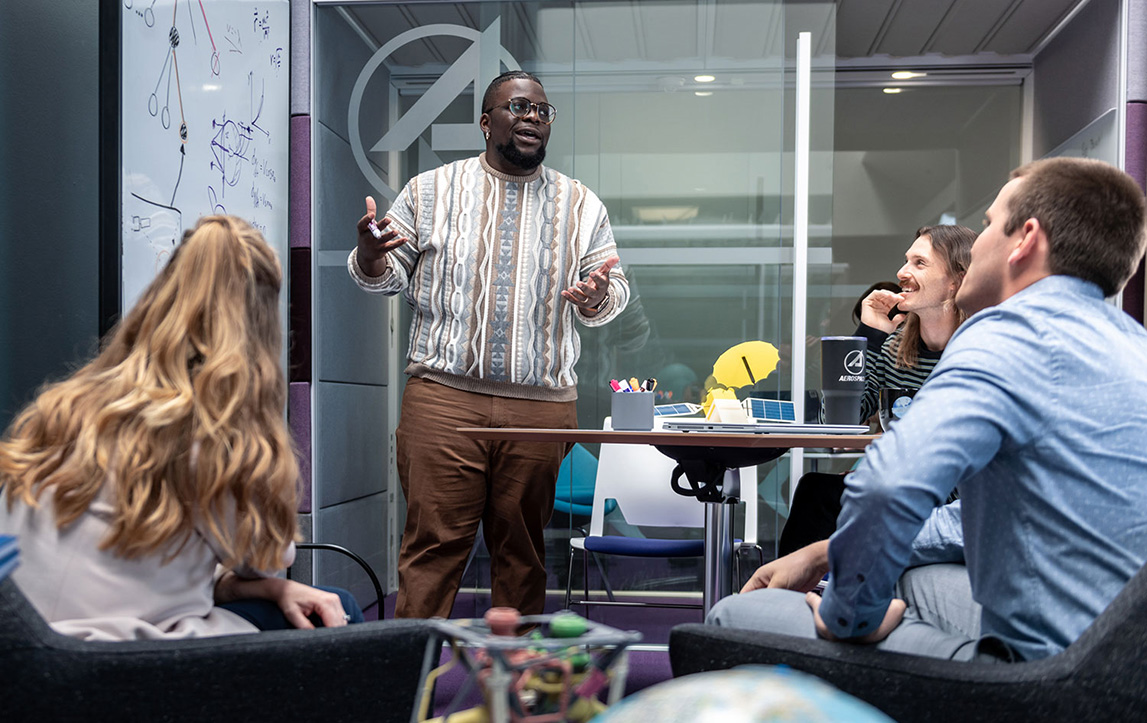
[[554, 443, 618, 603], [554, 443, 614, 520]]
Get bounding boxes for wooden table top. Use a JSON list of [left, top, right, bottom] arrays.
[[457, 427, 877, 449]]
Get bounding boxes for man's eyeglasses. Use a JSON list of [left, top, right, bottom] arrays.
[[485, 97, 557, 125]]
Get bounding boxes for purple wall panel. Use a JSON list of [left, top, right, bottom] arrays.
[[1126, 102, 1147, 191], [289, 381, 312, 514], [289, 115, 311, 249], [1123, 101, 1147, 323], [287, 111, 313, 520]]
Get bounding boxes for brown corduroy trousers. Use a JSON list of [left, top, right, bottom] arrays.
[[393, 377, 576, 619]]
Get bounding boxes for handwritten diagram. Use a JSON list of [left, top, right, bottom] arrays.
[[120, 0, 288, 314]]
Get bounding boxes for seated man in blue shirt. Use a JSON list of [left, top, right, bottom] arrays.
[[708, 157, 1147, 662]]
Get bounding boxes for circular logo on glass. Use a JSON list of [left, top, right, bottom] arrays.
[[891, 395, 913, 419]]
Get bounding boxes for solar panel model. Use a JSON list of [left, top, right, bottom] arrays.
[[653, 403, 702, 417], [745, 398, 796, 423]]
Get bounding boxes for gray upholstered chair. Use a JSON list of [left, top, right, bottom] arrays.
[[669, 562, 1147, 722], [1, 577, 435, 722]]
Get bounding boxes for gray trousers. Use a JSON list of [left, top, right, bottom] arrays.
[[707, 564, 994, 661]]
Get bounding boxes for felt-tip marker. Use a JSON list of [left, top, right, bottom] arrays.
[[368, 219, 384, 239], [609, 379, 623, 392]]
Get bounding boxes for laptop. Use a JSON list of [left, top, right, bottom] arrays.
[[661, 420, 870, 435]]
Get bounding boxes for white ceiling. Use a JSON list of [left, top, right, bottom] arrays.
[[832, 0, 1085, 59], [337, 0, 1092, 73]]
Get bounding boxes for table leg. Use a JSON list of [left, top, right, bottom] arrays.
[[703, 500, 734, 617]]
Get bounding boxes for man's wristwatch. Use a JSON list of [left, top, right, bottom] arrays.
[[589, 293, 610, 314]]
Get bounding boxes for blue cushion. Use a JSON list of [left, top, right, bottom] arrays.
[[583, 537, 705, 557], [581, 536, 743, 556], [553, 499, 618, 518]]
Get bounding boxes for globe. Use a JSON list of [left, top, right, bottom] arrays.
[[594, 665, 895, 723]]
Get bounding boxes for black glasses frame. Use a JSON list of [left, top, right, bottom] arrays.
[[484, 97, 557, 125]]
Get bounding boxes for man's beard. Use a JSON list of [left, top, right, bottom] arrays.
[[495, 139, 545, 170]]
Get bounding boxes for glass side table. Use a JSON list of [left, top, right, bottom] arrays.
[[412, 608, 642, 723]]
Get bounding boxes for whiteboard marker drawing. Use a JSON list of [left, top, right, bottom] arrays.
[[122, 0, 287, 315]]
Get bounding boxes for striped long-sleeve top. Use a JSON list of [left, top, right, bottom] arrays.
[[348, 153, 629, 402], [855, 322, 943, 422]]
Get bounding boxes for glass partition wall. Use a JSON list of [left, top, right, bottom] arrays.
[[315, 0, 836, 631]]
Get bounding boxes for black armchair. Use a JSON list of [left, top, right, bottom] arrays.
[[1, 577, 435, 722], [670, 562, 1147, 722]]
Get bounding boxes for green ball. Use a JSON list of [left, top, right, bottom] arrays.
[[568, 652, 592, 672], [549, 613, 588, 638]]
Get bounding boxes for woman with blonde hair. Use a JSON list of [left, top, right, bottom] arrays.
[[0, 215, 357, 640]]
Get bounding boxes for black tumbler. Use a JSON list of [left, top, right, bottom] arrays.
[[821, 336, 867, 424]]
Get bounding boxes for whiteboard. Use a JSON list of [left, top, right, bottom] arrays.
[[120, 0, 289, 314], [1044, 108, 1119, 166]]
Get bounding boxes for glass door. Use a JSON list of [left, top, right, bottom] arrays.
[[315, 0, 835, 628]]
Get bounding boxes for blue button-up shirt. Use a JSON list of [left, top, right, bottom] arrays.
[[820, 275, 1147, 661]]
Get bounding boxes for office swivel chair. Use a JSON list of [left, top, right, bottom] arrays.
[[564, 418, 759, 613]]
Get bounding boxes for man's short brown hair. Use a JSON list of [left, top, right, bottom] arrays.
[[1006, 157, 1146, 296]]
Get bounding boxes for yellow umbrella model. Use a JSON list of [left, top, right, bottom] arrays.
[[711, 340, 780, 390]]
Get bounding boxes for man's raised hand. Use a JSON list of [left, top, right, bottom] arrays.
[[356, 195, 408, 277], [561, 256, 619, 313]]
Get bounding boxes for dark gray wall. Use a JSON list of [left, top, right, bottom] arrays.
[[310, 6, 394, 601], [1032, 0, 1122, 158], [0, 1, 101, 427]]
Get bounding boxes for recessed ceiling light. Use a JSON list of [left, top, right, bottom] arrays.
[[695, 91, 713, 97], [891, 71, 926, 80], [883, 87, 903, 94], [694, 74, 716, 83]]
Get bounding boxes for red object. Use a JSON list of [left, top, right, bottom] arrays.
[[485, 607, 521, 637]]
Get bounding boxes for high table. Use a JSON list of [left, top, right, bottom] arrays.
[[457, 427, 877, 615]]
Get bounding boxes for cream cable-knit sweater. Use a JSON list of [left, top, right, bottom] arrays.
[[348, 154, 628, 402]]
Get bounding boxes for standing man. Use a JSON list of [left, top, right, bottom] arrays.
[[348, 71, 628, 619], [710, 157, 1147, 662]]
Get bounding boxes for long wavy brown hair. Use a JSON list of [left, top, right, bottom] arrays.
[[0, 216, 298, 571]]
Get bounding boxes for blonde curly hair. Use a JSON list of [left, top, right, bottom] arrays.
[[0, 216, 298, 572]]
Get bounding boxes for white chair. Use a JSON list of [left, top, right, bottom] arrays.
[[564, 417, 759, 613]]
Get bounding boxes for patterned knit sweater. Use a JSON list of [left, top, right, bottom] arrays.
[[348, 154, 629, 402]]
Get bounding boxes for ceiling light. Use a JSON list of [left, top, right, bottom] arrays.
[[883, 87, 903, 94], [891, 71, 926, 80], [694, 74, 716, 83], [695, 91, 713, 97]]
